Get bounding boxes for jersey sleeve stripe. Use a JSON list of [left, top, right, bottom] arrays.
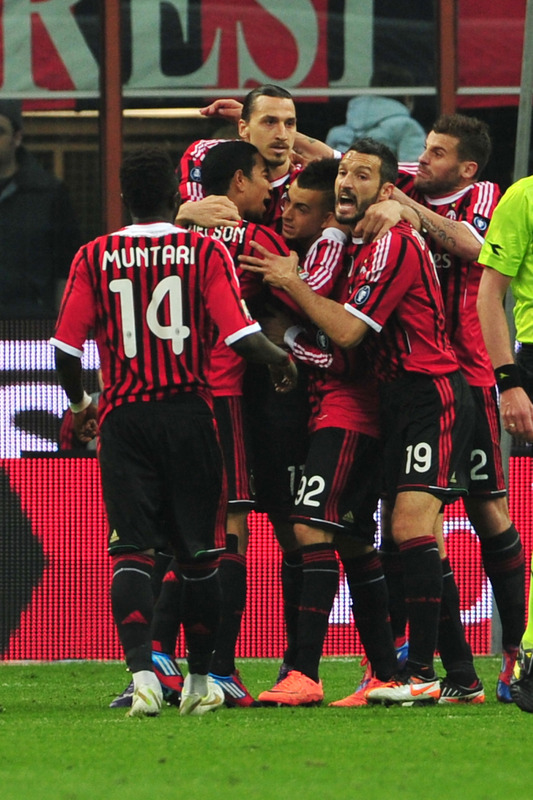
[[49, 337, 84, 358], [224, 322, 262, 345], [473, 181, 497, 218], [344, 302, 382, 332]]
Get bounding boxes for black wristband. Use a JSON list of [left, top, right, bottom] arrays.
[[494, 363, 521, 392]]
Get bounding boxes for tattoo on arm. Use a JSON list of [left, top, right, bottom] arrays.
[[415, 208, 457, 249]]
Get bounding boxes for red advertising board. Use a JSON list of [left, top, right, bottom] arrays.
[[3, 455, 530, 661]]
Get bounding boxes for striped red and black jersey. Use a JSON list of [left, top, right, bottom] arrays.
[[179, 138, 230, 203], [283, 248, 380, 438], [190, 220, 289, 396], [397, 165, 501, 386], [265, 170, 299, 234], [178, 137, 300, 233], [51, 222, 259, 425], [344, 222, 459, 383], [271, 226, 348, 317], [290, 326, 380, 437]]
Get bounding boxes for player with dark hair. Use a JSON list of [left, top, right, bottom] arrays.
[[200, 139, 265, 204], [250, 159, 399, 707], [50, 146, 296, 718], [279, 145, 483, 701], [427, 113, 492, 179], [241, 138, 475, 706], [240, 84, 294, 122], [280, 158, 339, 258], [177, 84, 300, 233], [198, 139, 292, 705], [357, 113, 524, 703], [165, 151, 350, 704], [257, 157, 353, 692]]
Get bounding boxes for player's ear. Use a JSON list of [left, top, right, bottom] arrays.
[[461, 160, 478, 181], [233, 168, 246, 191], [320, 210, 336, 230], [238, 118, 250, 142], [379, 181, 395, 201]]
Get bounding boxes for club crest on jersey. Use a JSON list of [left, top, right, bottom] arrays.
[[190, 167, 202, 182], [354, 284, 371, 305], [316, 329, 329, 350], [473, 215, 488, 232]]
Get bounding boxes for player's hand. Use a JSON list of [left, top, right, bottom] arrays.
[[175, 196, 241, 228], [199, 99, 243, 121], [239, 242, 300, 290], [289, 148, 312, 169], [72, 402, 99, 443], [353, 199, 403, 242], [269, 356, 298, 393], [500, 386, 533, 443]]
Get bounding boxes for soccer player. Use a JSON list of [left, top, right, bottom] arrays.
[[109, 140, 295, 709], [259, 158, 410, 706], [50, 146, 296, 718], [177, 84, 300, 233], [359, 114, 525, 703], [477, 173, 533, 712], [186, 139, 293, 706], [241, 139, 475, 706]]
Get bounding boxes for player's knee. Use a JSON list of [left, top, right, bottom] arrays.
[[294, 522, 332, 546], [465, 495, 511, 538]]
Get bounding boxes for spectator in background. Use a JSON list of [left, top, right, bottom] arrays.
[[0, 100, 81, 319], [325, 65, 426, 161]]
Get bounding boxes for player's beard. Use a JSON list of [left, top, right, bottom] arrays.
[[414, 165, 462, 197], [335, 191, 380, 227], [263, 145, 290, 170]]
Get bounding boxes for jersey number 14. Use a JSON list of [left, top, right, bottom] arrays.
[[110, 276, 191, 358]]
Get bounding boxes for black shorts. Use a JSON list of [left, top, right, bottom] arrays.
[[213, 395, 254, 511], [466, 385, 506, 497], [99, 396, 226, 561], [379, 371, 474, 504], [290, 426, 381, 545], [243, 362, 309, 518]]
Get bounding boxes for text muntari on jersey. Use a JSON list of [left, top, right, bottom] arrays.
[[101, 245, 195, 270]]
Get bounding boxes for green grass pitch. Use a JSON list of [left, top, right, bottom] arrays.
[[0, 657, 530, 800]]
